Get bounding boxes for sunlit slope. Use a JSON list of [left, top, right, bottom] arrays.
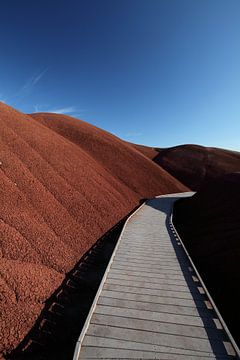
[[0, 102, 187, 356], [31, 112, 185, 197]]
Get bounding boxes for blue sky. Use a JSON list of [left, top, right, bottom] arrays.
[[0, 0, 240, 150]]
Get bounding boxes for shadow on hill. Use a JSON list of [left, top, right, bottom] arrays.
[[6, 203, 143, 360], [145, 197, 234, 359]]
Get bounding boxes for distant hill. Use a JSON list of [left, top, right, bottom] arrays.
[[173, 172, 240, 344], [0, 102, 187, 357], [154, 144, 240, 190]]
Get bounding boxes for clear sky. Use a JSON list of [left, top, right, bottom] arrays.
[[0, 0, 239, 150]]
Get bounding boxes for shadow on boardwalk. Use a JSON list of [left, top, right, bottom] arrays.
[[146, 197, 233, 360]]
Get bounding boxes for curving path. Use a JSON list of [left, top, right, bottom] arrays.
[[73, 192, 239, 359]]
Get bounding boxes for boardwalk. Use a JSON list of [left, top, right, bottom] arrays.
[[74, 193, 238, 359]]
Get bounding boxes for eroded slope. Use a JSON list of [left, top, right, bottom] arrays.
[[0, 103, 187, 357]]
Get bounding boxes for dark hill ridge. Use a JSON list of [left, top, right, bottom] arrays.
[[154, 144, 240, 190], [173, 172, 240, 344], [0, 102, 187, 357]]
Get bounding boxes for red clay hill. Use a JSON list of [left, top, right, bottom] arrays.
[[0, 102, 187, 357], [128, 142, 158, 159], [154, 144, 240, 190], [173, 173, 240, 344]]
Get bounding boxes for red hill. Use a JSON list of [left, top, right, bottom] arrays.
[[155, 144, 240, 190], [0, 102, 187, 357], [127, 142, 158, 159]]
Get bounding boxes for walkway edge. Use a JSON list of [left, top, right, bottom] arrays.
[[170, 206, 240, 358], [72, 201, 146, 360]]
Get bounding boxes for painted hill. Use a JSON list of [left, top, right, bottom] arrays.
[[154, 144, 240, 190], [173, 173, 240, 344], [127, 142, 158, 159], [0, 102, 187, 357]]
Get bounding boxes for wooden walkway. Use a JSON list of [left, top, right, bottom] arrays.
[[73, 193, 238, 359]]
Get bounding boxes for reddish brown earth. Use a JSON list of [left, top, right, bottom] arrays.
[[155, 144, 240, 190], [0, 102, 187, 358], [173, 173, 240, 344], [127, 142, 158, 159]]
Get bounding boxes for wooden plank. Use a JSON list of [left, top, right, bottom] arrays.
[[116, 251, 177, 260], [94, 304, 214, 328], [113, 256, 179, 264], [112, 259, 182, 271], [111, 263, 184, 275], [118, 250, 177, 257], [80, 346, 228, 359], [91, 313, 225, 341], [103, 283, 204, 300], [107, 272, 187, 286], [86, 324, 227, 354], [100, 289, 205, 308], [115, 256, 179, 264], [82, 335, 218, 357], [109, 267, 198, 283], [90, 313, 223, 340], [120, 241, 174, 247], [110, 268, 186, 280], [119, 245, 175, 251], [98, 296, 212, 317], [105, 277, 195, 293]]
